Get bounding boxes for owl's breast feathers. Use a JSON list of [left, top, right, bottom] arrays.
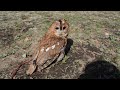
[[32, 33, 67, 65]]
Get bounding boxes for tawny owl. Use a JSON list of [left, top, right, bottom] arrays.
[[26, 19, 69, 75]]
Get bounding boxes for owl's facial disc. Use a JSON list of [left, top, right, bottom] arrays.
[[53, 19, 68, 37], [55, 19, 66, 31]]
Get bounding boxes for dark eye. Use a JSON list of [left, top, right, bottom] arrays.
[[55, 27, 59, 30], [63, 26, 66, 30]]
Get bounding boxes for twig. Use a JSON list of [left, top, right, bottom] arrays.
[[11, 59, 32, 79]]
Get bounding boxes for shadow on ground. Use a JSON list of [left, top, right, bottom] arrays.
[[65, 38, 73, 55], [79, 60, 120, 79]]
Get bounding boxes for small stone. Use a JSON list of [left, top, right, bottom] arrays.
[[22, 53, 27, 58]]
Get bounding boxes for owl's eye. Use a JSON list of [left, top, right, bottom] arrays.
[[55, 27, 59, 30], [63, 26, 66, 30]]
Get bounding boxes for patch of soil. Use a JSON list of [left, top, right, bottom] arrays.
[[0, 28, 14, 47], [0, 39, 103, 79]]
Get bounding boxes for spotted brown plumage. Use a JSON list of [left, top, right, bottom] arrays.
[[26, 19, 69, 75]]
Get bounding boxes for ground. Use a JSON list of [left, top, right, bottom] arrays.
[[0, 11, 120, 79]]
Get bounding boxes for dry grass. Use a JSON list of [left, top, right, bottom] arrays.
[[0, 11, 120, 79]]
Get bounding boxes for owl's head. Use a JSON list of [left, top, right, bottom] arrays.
[[48, 19, 69, 38]]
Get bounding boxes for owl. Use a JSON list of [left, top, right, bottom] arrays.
[[26, 19, 69, 75]]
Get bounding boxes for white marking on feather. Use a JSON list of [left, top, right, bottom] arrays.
[[40, 48, 44, 52], [51, 45, 55, 49], [46, 47, 50, 52], [57, 42, 59, 45]]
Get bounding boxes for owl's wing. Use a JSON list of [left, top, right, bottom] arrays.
[[26, 36, 67, 75], [36, 37, 66, 66]]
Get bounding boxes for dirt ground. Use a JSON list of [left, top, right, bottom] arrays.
[[0, 11, 120, 79]]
